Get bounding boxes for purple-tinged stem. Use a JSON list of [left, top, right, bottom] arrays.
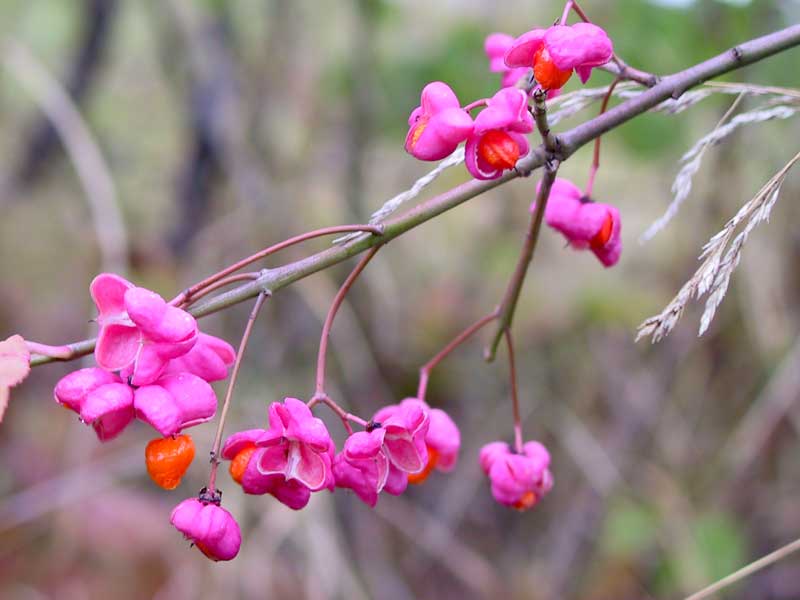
[[463, 99, 489, 112], [485, 164, 559, 363], [314, 246, 380, 397], [417, 312, 498, 402], [607, 57, 659, 88], [484, 89, 560, 363], [566, 0, 659, 88], [504, 330, 523, 454], [30, 338, 97, 365], [569, 0, 592, 24], [207, 291, 268, 494], [307, 394, 367, 435], [585, 77, 621, 197], [170, 224, 384, 307], [307, 246, 382, 433], [180, 273, 260, 308], [25, 341, 73, 360], [560, 1, 574, 25]]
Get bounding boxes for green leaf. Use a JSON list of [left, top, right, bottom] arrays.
[[603, 500, 659, 557], [693, 512, 747, 582]]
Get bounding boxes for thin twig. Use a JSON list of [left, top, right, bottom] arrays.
[[485, 164, 559, 362], [306, 395, 367, 435], [28, 24, 800, 366], [180, 272, 260, 307], [566, 0, 658, 87], [25, 341, 73, 360], [171, 224, 384, 306], [504, 330, 523, 453], [482, 87, 561, 362], [560, 1, 574, 26], [568, 0, 591, 23], [605, 57, 660, 88], [207, 291, 268, 493], [417, 312, 498, 402], [314, 247, 381, 397], [585, 76, 622, 197], [684, 536, 800, 600], [307, 246, 381, 433]]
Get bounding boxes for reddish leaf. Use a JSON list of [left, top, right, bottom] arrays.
[[0, 335, 31, 423]]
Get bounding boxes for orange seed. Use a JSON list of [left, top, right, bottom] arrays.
[[513, 490, 538, 511], [408, 447, 440, 485], [145, 434, 195, 490], [229, 445, 257, 485], [477, 130, 520, 171], [533, 46, 573, 90], [590, 212, 614, 249]]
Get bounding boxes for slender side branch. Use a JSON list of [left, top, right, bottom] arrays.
[[306, 395, 367, 436], [560, 1, 574, 26], [181, 272, 260, 307], [505, 330, 523, 454], [607, 57, 659, 88], [559, 24, 800, 156], [567, 0, 591, 23], [565, 0, 658, 87], [25, 342, 73, 360], [585, 76, 622, 197], [31, 338, 97, 365], [684, 536, 800, 600], [484, 164, 559, 362], [417, 312, 498, 402], [207, 291, 268, 494], [28, 24, 800, 367], [170, 224, 384, 306], [481, 83, 560, 364], [314, 246, 381, 397], [307, 247, 381, 433]]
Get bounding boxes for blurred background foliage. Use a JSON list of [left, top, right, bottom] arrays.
[[1, 0, 800, 599]]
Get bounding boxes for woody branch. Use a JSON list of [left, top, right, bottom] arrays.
[[28, 23, 800, 367]]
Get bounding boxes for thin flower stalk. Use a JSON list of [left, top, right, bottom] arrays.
[[207, 291, 268, 494]]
